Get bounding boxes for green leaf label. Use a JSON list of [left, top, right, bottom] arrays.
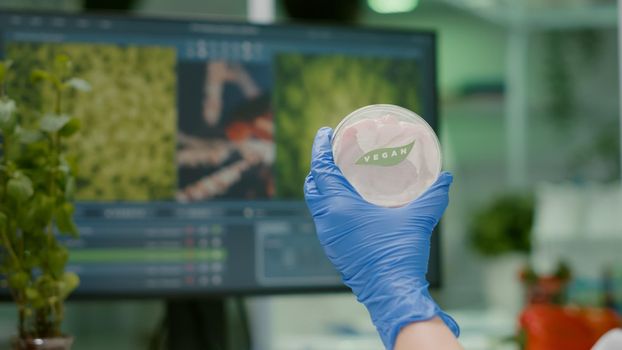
[[355, 140, 415, 167]]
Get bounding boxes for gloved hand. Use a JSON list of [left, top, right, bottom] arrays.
[[304, 127, 459, 350]]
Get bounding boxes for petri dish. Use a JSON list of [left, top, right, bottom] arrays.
[[332, 104, 442, 207]]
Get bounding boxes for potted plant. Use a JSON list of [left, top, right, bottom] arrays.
[[520, 261, 571, 305], [0, 55, 89, 350], [468, 194, 534, 314]]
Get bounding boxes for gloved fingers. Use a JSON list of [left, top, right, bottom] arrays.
[[403, 171, 452, 213], [303, 173, 323, 213], [420, 171, 453, 198], [310, 127, 357, 195], [304, 172, 319, 195], [304, 170, 364, 209], [434, 171, 454, 188]]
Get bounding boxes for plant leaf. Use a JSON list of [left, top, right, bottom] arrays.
[[17, 206, 36, 232], [16, 127, 43, 144], [23, 244, 43, 269], [58, 117, 81, 137], [32, 194, 54, 228], [54, 202, 78, 237], [47, 246, 69, 277], [7, 175, 34, 203], [0, 60, 11, 82], [355, 140, 415, 167], [30, 69, 53, 83], [65, 78, 91, 92], [25, 287, 39, 300], [25, 286, 46, 308], [54, 53, 71, 71], [0, 212, 6, 228], [0, 98, 17, 133], [65, 176, 76, 200], [59, 272, 80, 299], [40, 114, 70, 133], [9, 272, 30, 290], [34, 274, 56, 297], [57, 163, 70, 176]]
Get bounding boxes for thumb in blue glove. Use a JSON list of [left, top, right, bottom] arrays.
[[304, 127, 459, 350]]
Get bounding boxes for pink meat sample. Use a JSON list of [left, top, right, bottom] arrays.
[[333, 114, 441, 207]]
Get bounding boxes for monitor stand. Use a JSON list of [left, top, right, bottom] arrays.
[[162, 298, 250, 350]]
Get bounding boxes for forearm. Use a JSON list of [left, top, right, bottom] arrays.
[[395, 317, 464, 350]]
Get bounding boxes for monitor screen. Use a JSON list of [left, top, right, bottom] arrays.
[[0, 11, 440, 297]]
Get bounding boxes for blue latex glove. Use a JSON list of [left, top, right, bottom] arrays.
[[304, 127, 460, 350]]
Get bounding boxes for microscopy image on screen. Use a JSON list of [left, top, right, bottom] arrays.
[[273, 53, 422, 198], [6, 42, 178, 201], [176, 61, 274, 202]]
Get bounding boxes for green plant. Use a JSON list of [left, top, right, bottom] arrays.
[[468, 194, 534, 257], [0, 55, 89, 339]]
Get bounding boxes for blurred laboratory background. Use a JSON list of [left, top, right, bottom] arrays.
[[0, 0, 621, 349]]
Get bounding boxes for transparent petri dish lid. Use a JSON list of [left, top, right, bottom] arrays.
[[331, 104, 442, 207]]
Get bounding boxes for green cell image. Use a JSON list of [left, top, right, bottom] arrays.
[[274, 53, 421, 198], [7, 42, 177, 201]]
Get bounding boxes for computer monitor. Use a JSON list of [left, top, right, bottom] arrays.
[[0, 11, 440, 297]]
